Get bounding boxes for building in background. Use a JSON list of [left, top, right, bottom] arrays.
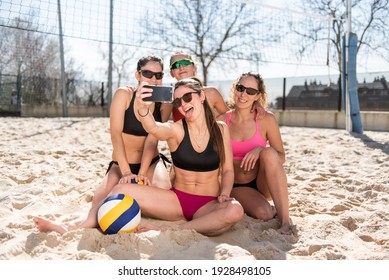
[[276, 76, 389, 111]]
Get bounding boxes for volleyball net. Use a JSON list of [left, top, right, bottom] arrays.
[[0, 0, 336, 110]]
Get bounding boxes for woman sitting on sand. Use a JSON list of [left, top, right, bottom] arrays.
[[217, 72, 291, 234], [109, 77, 244, 236], [34, 55, 172, 234]]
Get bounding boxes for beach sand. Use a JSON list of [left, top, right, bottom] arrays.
[[0, 117, 388, 260]]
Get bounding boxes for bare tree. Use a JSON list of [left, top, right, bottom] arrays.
[[1, 13, 87, 105], [0, 16, 61, 104], [100, 44, 143, 88], [144, 0, 272, 85], [296, 0, 389, 73]]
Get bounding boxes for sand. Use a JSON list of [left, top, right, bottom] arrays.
[[0, 117, 388, 260]]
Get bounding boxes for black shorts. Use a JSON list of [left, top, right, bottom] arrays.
[[232, 178, 257, 190], [106, 155, 161, 175]]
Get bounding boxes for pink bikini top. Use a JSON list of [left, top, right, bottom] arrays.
[[225, 110, 267, 160]]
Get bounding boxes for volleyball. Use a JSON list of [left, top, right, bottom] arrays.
[[97, 193, 141, 234]]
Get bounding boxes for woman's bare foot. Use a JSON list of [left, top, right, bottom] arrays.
[[135, 222, 168, 233], [279, 222, 293, 235], [33, 217, 69, 235]]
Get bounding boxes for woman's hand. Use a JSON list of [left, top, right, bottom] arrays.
[[135, 82, 153, 114], [240, 147, 262, 172], [251, 101, 266, 120], [218, 194, 234, 203], [134, 174, 150, 186], [119, 172, 136, 184]]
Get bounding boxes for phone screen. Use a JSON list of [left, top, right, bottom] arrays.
[[143, 85, 173, 102]]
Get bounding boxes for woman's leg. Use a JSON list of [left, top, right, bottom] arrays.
[[110, 183, 184, 221], [34, 167, 122, 234], [182, 199, 244, 236], [257, 147, 291, 234], [231, 187, 276, 221]]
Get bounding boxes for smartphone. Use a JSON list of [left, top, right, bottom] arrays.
[[143, 85, 173, 103]]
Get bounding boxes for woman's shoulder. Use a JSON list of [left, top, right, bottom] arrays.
[[261, 110, 279, 128], [115, 86, 134, 95], [263, 110, 276, 120]]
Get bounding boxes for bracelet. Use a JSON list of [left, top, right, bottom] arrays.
[[137, 108, 149, 117]]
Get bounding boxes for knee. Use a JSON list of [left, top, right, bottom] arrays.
[[251, 205, 275, 221], [260, 147, 280, 166], [223, 200, 244, 224], [260, 147, 278, 160], [110, 183, 127, 195]]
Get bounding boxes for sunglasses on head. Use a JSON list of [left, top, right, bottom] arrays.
[[236, 84, 259, 95], [139, 70, 164, 80], [170, 58, 194, 70], [172, 91, 199, 108]]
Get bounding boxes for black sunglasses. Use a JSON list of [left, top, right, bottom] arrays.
[[139, 70, 164, 80], [172, 92, 200, 108], [236, 84, 259, 95]]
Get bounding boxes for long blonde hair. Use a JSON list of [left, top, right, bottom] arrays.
[[228, 72, 268, 109]]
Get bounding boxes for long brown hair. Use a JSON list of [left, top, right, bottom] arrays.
[[174, 78, 225, 165]]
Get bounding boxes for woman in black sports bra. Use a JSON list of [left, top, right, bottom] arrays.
[[34, 55, 173, 234], [110, 78, 244, 236]]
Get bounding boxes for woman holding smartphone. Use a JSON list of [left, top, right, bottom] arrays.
[[108, 78, 244, 236]]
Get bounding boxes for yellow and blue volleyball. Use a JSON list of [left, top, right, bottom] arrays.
[[97, 194, 141, 234]]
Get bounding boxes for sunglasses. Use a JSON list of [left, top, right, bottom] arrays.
[[170, 58, 194, 70], [172, 91, 200, 108], [236, 84, 259, 95], [139, 70, 164, 80]]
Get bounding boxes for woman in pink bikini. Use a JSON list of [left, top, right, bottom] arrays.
[[217, 72, 291, 234], [110, 78, 244, 236]]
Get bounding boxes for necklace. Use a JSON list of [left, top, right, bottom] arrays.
[[192, 133, 205, 148], [190, 126, 208, 148]]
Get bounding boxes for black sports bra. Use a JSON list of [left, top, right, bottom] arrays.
[[171, 119, 220, 172], [123, 91, 162, 136]]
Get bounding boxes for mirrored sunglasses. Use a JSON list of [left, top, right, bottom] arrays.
[[139, 70, 164, 80], [172, 91, 199, 108], [170, 58, 194, 70], [236, 84, 259, 95]]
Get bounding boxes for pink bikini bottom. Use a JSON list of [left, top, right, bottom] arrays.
[[171, 188, 217, 220]]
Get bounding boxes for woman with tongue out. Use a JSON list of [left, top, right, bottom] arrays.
[[217, 72, 292, 235], [110, 77, 244, 236]]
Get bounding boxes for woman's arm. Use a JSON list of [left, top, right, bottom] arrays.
[[134, 82, 176, 141], [137, 133, 158, 185], [160, 103, 173, 122], [218, 121, 235, 202], [138, 103, 172, 183], [205, 86, 228, 118], [110, 87, 132, 175], [265, 112, 286, 164]]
